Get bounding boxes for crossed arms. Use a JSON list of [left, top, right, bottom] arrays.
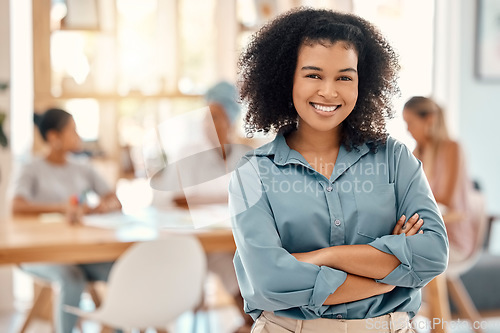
[[292, 214, 424, 305]]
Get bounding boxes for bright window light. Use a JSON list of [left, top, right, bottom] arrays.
[[65, 99, 100, 142]]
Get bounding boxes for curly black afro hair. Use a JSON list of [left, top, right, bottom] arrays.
[[238, 7, 400, 149]]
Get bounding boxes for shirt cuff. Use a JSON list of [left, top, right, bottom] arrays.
[[307, 266, 347, 316], [369, 234, 423, 287]]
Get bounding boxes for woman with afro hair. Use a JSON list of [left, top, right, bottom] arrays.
[[228, 8, 448, 333]]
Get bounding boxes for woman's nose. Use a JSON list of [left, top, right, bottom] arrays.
[[318, 81, 338, 99]]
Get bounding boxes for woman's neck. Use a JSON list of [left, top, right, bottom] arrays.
[[287, 125, 341, 153], [45, 150, 67, 165], [286, 125, 341, 180]]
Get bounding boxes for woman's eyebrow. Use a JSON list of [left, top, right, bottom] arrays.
[[339, 67, 358, 73], [300, 66, 358, 73], [301, 66, 322, 71]]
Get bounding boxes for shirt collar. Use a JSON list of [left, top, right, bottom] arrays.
[[252, 134, 301, 166], [252, 133, 372, 181]]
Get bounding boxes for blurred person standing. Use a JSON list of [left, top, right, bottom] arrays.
[[12, 108, 122, 333], [403, 96, 479, 262]]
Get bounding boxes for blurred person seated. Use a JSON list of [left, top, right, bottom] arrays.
[[12, 108, 122, 333], [151, 81, 253, 333], [403, 96, 480, 263], [152, 81, 251, 207]]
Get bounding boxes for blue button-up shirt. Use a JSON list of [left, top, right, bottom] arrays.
[[229, 134, 448, 321]]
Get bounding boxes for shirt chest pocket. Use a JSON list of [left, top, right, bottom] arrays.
[[354, 183, 397, 240]]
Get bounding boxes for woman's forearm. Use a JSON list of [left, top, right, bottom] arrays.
[[324, 245, 400, 279], [324, 274, 394, 305], [296, 244, 400, 280], [12, 197, 65, 215]]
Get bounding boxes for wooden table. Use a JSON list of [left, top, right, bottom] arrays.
[[0, 210, 236, 332], [0, 213, 236, 265]]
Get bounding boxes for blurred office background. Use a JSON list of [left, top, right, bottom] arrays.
[[1, 0, 500, 332]]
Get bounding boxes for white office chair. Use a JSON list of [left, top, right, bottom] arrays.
[[446, 190, 488, 333], [65, 236, 207, 332]]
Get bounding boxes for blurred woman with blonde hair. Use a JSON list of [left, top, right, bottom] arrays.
[[403, 96, 478, 262]]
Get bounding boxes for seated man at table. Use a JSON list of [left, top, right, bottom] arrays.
[[12, 108, 122, 333], [151, 81, 254, 333]]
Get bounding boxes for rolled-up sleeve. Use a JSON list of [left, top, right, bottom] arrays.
[[368, 142, 449, 288], [229, 156, 347, 318]]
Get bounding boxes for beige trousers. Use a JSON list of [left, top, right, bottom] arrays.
[[251, 311, 416, 333]]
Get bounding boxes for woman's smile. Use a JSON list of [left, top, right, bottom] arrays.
[[309, 102, 341, 114]]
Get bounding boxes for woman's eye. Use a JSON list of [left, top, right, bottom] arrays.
[[306, 74, 321, 79], [338, 76, 352, 81]]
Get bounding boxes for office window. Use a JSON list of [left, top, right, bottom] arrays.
[[34, 0, 233, 176], [353, 0, 435, 148], [65, 99, 100, 142], [178, 0, 217, 94]]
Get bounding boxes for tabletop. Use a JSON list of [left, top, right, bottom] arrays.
[[0, 207, 236, 265]]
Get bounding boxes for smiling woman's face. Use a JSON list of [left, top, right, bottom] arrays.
[[292, 41, 359, 135]]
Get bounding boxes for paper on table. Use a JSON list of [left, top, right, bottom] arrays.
[[82, 205, 231, 230], [82, 207, 194, 230], [82, 211, 140, 229], [39, 213, 66, 224], [186, 204, 232, 229]]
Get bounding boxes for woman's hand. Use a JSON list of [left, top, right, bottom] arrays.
[[90, 195, 122, 214], [392, 213, 424, 236]]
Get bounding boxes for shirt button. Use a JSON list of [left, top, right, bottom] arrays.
[[326, 186, 333, 192], [337, 314, 343, 319], [334, 219, 341, 226]]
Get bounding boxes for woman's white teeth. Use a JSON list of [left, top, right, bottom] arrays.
[[312, 103, 339, 112]]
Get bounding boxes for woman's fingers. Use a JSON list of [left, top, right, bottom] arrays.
[[393, 213, 424, 236], [392, 215, 406, 235], [402, 213, 423, 236], [403, 213, 419, 232], [406, 218, 424, 236]]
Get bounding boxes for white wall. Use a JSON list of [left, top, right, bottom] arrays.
[[0, 0, 12, 221], [434, 0, 500, 215], [10, 0, 33, 159], [0, 0, 14, 313], [457, 0, 500, 214]]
